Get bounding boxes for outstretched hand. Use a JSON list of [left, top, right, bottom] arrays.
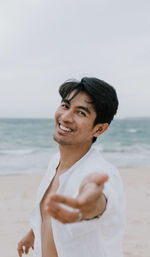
[[45, 173, 108, 223]]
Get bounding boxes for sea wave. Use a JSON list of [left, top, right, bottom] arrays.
[[95, 143, 150, 154], [0, 118, 150, 174], [126, 129, 138, 133], [0, 149, 36, 155]]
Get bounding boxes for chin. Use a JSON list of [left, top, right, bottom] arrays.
[[53, 134, 70, 145], [53, 134, 59, 143]]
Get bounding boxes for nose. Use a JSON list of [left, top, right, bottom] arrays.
[[61, 109, 73, 123]]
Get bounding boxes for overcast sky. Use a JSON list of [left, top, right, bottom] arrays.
[[0, 0, 150, 119]]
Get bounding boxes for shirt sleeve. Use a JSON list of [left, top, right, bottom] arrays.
[[97, 166, 126, 236], [104, 179, 118, 214]]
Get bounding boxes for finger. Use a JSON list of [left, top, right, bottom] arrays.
[[17, 246, 23, 257], [47, 200, 79, 223], [78, 182, 102, 205], [48, 205, 71, 223], [17, 242, 25, 257], [17, 250, 23, 257], [49, 194, 80, 209], [25, 245, 30, 254], [87, 173, 109, 186]]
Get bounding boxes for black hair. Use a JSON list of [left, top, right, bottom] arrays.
[[59, 77, 119, 143]]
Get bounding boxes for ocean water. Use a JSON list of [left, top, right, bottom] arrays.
[[0, 118, 150, 175]]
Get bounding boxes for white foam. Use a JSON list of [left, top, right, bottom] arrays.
[[0, 149, 35, 155], [126, 129, 137, 133]]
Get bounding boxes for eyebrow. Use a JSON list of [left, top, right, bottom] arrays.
[[61, 99, 91, 115], [61, 99, 70, 104], [62, 98, 92, 115], [77, 106, 91, 115]]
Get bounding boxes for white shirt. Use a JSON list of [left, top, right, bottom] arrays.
[[30, 147, 126, 257]]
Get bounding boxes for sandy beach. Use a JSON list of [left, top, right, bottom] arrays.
[[1, 168, 150, 257]]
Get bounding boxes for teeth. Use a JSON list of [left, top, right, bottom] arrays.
[[60, 124, 71, 132]]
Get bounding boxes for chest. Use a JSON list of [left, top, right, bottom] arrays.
[[40, 173, 60, 219]]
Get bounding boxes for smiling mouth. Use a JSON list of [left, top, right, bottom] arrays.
[[59, 123, 72, 132]]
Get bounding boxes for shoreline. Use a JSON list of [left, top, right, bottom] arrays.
[[1, 168, 150, 257], [1, 166, 150, 176]]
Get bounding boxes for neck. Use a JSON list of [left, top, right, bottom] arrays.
[[57, 143, 92, 174]]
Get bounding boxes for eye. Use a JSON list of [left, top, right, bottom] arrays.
[[77, 111, 86, 117], [61, 103, 69, 109]]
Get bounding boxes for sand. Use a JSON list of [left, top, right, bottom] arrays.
[[1, 168, 150, 257]]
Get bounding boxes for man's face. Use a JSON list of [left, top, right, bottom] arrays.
[[53, 91, 98, 147]]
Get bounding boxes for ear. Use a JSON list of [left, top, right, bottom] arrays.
[[93, 123, 109, 138]]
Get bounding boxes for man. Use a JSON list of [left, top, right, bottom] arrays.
[[18, 77, 125, 257]]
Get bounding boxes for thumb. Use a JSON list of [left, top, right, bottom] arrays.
[[89, 173, 109, 186]]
